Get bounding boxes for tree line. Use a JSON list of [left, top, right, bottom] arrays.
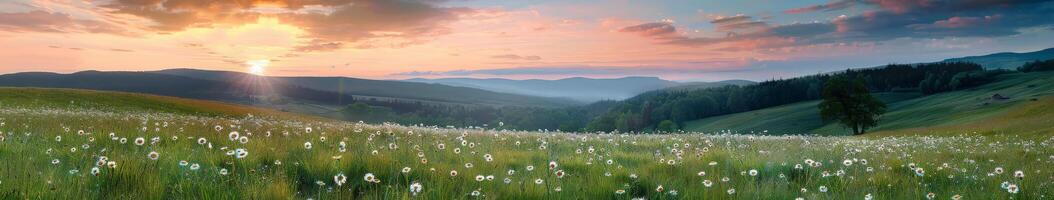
[[582, 62, 1001, 132], [1019, 59, 1054, 72]]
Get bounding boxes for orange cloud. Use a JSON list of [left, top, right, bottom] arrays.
[[0, 10, 127, 35], [99, 0, 474, 51]]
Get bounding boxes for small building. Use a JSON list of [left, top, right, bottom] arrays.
[[991, 94, 1010, 101]]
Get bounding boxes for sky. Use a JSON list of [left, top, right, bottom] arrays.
[[1, 0, 1053, 81]]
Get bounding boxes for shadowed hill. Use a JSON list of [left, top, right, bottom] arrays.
[[0, 70, 358, 106], [152, 68, 580, 107], [0, 87, 323, 121]]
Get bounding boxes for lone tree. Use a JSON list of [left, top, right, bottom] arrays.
[[819, 75, 887, 135]]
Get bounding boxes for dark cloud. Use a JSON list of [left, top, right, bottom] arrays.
[[278, 1, 470, 47], [802, 2, 1048, 44], [621, 15, 775, 47], [491, 54, 542, 61], [710, 15, 769, 32], [788, 0, 1052, 14], [710, 15, 751, 24], [109, 48, 135, 52], [784, 1, 855, 14], [625, 0, 1054, 49]]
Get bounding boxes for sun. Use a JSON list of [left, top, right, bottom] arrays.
[[246, 60, 269, 75]]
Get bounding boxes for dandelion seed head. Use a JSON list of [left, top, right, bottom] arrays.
[[409, 182, 422, 196]]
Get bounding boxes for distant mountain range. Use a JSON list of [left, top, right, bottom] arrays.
[[406, 77, 754, 102], [943, 47, 1054, 69], [0, 69, 582, 113]]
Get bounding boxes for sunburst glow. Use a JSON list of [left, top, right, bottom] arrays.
[[247, 60, 269, 75]]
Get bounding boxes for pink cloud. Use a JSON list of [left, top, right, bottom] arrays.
[[934, 16, 982, 28]]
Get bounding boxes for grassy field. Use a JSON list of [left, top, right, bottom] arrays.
[[683, 92, 921, 135], [685, 71, 1054, 137], [0, 87, 1052, 199]]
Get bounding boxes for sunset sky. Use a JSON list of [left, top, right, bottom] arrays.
[[1, 0, 1053, 81]]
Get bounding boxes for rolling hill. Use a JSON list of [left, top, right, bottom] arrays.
[[684, 71, 1054, 136], [0, 70, 345, 103], [942, 47, 1054, 70], [0, 87, 319, 120], [150, 68, 580, 107], [406, 77, 753, 102], [0, 69, 585, 128]]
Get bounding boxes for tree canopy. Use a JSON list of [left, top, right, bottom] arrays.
[[818, 75, 887, 135], [1019, 59, 1054, 72]]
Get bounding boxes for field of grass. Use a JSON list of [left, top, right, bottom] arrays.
[[1, 87, 1052, 199], [683, 93, 921, 135], [685, 71, 1054, 137]]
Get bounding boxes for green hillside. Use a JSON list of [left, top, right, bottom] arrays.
[[684, 71, 1054, 136], [0, 87, 321, 121]]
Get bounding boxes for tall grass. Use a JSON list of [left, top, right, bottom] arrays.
[[0, 89, 1050, 199]]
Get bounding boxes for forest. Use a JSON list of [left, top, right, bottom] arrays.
[[583, 62, 1008, 132]]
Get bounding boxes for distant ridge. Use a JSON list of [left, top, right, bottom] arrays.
[[406, 77, 753, 102], [942, 47, 1054, 69]]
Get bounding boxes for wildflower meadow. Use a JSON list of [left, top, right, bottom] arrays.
[[0, 90, 1050, 199]]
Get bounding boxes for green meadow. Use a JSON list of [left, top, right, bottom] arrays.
[[0, 87, 1051, 199], [685, 71, 1054, 137]]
